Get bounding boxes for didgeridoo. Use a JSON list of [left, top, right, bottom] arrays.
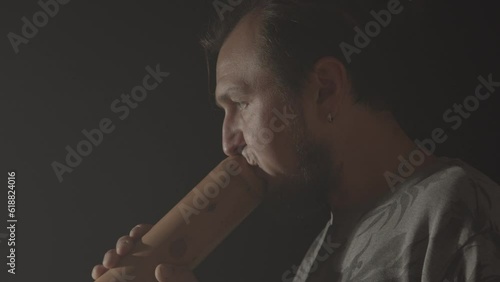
[[95, 155, 266, 282]]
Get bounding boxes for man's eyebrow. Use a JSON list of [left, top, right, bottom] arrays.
[[215, 94, 229, 109], [214, 85, 249, 108]]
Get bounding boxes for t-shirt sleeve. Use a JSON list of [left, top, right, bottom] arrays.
[[441, 230, 500, 281], [433, 165, 500, 281]]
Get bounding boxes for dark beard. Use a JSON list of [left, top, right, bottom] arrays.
[[265, 102, 341, 226]]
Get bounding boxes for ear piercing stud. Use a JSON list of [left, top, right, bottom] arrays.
[[327, 113, 334, 123]]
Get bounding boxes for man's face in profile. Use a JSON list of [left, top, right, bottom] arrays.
[[214, 11, 336, 204]]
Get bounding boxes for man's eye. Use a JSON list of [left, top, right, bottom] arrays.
[[235, 101, 248, 110]]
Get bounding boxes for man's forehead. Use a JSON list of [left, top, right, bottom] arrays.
[[215, 39, 259, 93], [215, 58, 242, 80], [215, 10, 262, 79], [216, 38, 258, 78]]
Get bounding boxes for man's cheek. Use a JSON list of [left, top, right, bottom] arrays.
[[250, 117, 290, 152], [261, 142, 292, 176], [245, 123, 271, 152]]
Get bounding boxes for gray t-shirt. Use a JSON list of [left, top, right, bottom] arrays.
[[288, 157, 500, 282]]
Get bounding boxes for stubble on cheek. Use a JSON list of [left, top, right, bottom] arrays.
[[288, 104, 340, 203], [263, 117, 335, 224], [246, 95, 292, 172]]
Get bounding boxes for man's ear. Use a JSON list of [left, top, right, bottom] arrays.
[[313, 56, 350, 119]]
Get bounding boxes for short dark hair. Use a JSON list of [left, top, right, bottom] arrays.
[[200, 0, 420, 111]]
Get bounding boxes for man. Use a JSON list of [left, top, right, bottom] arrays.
[[92, 0, 500, 281]]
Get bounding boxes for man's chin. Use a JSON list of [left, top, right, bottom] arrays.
[[254, 169, 324, 215], [255, 168, 303, 201]]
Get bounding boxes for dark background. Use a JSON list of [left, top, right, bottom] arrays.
[[1, 0, 499, 281]]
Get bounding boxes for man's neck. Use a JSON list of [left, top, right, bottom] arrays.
[[327, 110, 436, 214]]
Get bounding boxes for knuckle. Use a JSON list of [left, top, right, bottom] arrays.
[[130, 223, 152, 237], [116, 236, 132, 255], [104, 249, 117, 259], [118, 235, 131, 244], [106, 248, 116, 255], [91, 265, 106, 279], [103, 249, 118, 268]]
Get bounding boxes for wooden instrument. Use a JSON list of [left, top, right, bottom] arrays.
[[95, 155, 266, 282]]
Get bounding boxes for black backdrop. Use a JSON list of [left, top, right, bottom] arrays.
[[1, 0, 499, 281]]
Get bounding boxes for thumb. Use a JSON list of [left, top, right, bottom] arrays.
[[155, 264, 198, 282]]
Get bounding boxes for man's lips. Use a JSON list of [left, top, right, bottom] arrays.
[[241, 149, 257, 166]]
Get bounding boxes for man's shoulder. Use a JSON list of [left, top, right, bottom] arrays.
[[361, 157, 500, 235], [326, 158, 500, 281], [408, 157, 500, 214], [406, 158, 500, 280], [387, 157, 500, 237]]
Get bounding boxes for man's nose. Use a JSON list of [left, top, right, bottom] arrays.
[[222, 118, 245, 157]]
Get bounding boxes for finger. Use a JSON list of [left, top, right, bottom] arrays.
[[155, 264, 198, 282], [91, 264, 108, 280], [129, 223, 153, 239], [116, 235, 133, 256], [102, 249, 119, 269]]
